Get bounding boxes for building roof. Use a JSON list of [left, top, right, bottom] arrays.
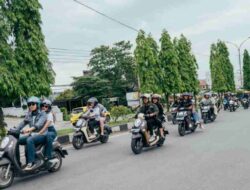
[[199, 79, 207, 86]]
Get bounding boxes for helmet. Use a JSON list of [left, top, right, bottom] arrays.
[[87, 97, 98, 106], [42, 99, 52, 112], [204, 92, 211, 97], [140, 93, 151, 99], [27, 96, 40, 104], [151, 94, 161, 100], [182, 92, 189, 97]]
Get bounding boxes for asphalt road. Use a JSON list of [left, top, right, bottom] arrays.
[[9, 108, 250, 190]]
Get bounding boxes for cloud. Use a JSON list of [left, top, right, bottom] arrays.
[[175, 3, 250, 36]]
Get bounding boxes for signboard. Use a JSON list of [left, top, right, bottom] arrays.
[[126, 92, 140, 107]]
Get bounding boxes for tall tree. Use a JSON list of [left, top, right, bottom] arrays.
[[0, 0, 21, 103], [89, 41, 136, 103], [134, 30, 158, 93], [210, 41, 235, 92], [243, 49, 250, 90], [7, 0, 54, 97], [175, 35, 199, 93], [158, 30, 181, 106], [72, 76, 112, 100]]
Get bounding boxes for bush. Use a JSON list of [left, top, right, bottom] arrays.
[[60, 107, 70, 121], [110, 106, 132, 122], [0, 108, 6, 140]]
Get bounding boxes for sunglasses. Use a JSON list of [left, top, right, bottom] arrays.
[[28, 102, 36, 107], [41, 104, 49, 108]]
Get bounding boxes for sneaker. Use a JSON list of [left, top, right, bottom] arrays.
[[149, 135, 155, 142], [24, 163, 36, 171], [199, 124, 205, 129], [89, 134, 96, 139]]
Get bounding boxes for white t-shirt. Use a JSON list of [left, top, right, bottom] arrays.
[[47, 112, 55, 127]]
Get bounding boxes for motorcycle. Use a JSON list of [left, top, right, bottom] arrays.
[[130, 113, 168, 154], [229, 100, 236, 112], [170, 106, 178, 124], [200, 104, 216, 124], [0, 128, 68, 189], [176, 108, 198, 136], [242, 98, 249, 109], [72, 117, 112, 150]]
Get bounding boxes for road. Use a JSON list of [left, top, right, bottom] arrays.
[[9, 108, 250, 190]]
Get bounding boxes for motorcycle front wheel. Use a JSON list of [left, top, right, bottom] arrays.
[[178, 123, 186, 136], [72, 135, 84, 150], [0, 165, 14, 189], [131, 138, 143, 154]]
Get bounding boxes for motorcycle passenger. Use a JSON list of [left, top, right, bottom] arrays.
[[83, 98, 101, 139], [39, 99, 57, 161], [151, 94, 166, 138], [137, 94, 159, 142], [17, 96, 47, 171], [211, 93, 218, 115]]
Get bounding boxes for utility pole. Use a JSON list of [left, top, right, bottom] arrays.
[[226, 37, 250, 88]]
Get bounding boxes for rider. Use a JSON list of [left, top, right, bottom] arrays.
[[17, 96, 47, 171], [137, 94, 159, 142], [39, 99, 57, 161], [151, 94, 166, 138], [83, 98, 102, 139], [178, 93, 202, 128], [200, 93, 215, 115]]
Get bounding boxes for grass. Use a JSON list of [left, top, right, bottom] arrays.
[[57, 128, 74, 136], [109, 118, 135, 127]]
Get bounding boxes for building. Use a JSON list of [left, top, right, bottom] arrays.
[[51, 85, 72, 100], [199, 79, 209, 90]]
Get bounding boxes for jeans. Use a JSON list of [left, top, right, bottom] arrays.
[[18, 134, 46, 164], [192, 112, 200, 123], [44, 127, 57, 159]]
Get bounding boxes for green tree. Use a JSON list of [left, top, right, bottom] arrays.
[[72, 76, 112, 100], [89, 41, 136, 103], [55, 89, 75, 100], [158, 30, 181, 106], [6, 0, 55, 97], [243, 49, 250, 90], [210, 41, 235, 92], [175, 35, 199, 93], [134, 30, 158, 93]]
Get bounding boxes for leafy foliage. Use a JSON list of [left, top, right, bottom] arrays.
[[0, 108, 6, 139], [88, 41, 136, 104], [175, 35, 199, 93], [72, 76, 112, 100], [0, 0, 55, 103], [110, 106, 131, 122], [210, 41, 235, 92], [56, 89, 75, 100], [134, 30, 159, 93], [243, 49, 250, 90], [158, 30, 181, 95]]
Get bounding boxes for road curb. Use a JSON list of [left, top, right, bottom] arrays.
[[57, 123, 132, 144]]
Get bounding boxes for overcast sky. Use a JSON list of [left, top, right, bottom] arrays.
[[40, 0, 250, 85]]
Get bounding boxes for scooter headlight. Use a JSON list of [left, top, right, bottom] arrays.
[[0, 137, 9, 149]]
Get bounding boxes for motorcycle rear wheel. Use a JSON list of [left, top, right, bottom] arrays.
[[48, 151, 62, 173], [100, 130, 109, 143]]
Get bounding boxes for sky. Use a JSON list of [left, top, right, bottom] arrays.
[[40, 0, 250, 85]]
